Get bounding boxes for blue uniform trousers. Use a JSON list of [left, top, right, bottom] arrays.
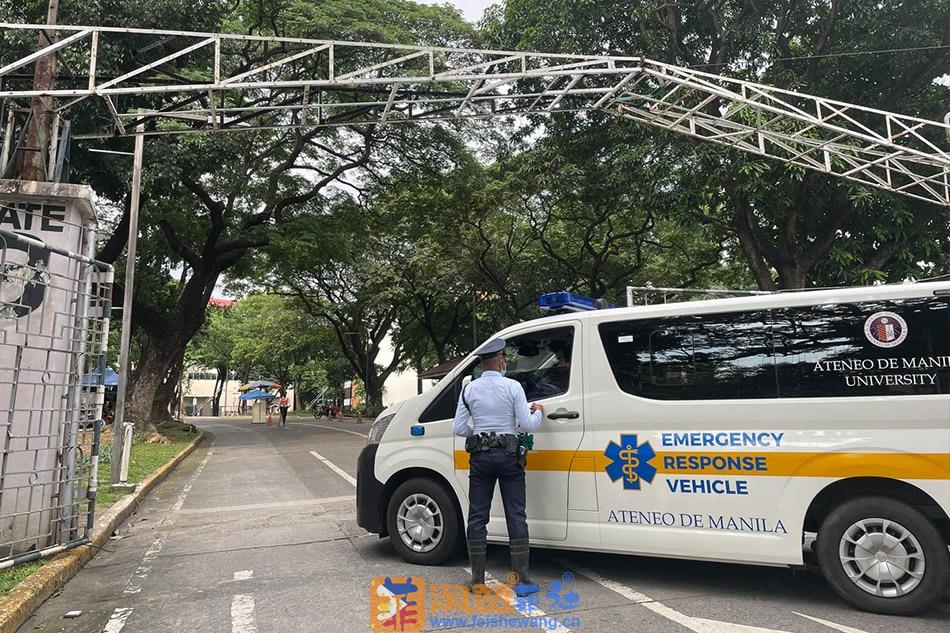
[[466, 446, 528, 541]]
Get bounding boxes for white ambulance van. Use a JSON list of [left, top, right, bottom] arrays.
[[356, 282, 950, 614]]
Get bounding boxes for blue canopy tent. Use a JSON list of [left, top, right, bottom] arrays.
[[240, 388, 277, 424], [82, 367, 119, 387], [239, 389, 275, 401]]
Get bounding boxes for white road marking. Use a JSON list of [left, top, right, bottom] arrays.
[[231, 594, 258, 633], [309, 451, 357, 487], [313, 423, 367, 438], [463, 567, 571, 633], [233, 570, 254, 581], [102, 607, 133, 633], [291, 422, 368, 438], [171, 445, 214, 512], [124, 444, 214, 594], [793, 612, 868, 633], [570, 564, 796, 633], [124, 531, 168, 594], [690, 620, 797, 633]]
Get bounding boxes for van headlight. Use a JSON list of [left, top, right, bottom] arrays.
[[367, 413, 395, 445]]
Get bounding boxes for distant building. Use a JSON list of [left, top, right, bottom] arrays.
[[417, 357, 463, 393], [208, 297, 235, 308], [180, 367, 296, 416]]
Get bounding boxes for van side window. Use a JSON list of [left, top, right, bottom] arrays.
[[649, 327, 695, 386], [599, 311, 777, 400], [419, 361, 478, 423], [774, 298, 950, 397], [504, 327, 574, 401]]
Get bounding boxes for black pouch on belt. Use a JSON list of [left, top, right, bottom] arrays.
[[503, 434, 519, 456], [464, 436, 478, 453], [516, 446, 527, 469]]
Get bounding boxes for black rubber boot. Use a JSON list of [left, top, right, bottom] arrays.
[[466, 539, 487, 592], [509, 538, 539, 596]]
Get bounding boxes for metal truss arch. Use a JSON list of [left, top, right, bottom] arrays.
[[0, 22, 948, 205]]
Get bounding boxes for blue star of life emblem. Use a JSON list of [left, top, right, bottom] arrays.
[[604, 434, 657, 490]]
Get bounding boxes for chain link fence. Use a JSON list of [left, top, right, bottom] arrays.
[[0, 224, 113, 568]]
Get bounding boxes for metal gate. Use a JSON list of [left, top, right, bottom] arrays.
[[0, 224, 112, 567]]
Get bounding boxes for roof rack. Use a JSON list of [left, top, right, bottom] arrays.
[[626, 286, 771, 306]]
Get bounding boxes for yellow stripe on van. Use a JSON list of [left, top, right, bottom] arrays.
[[452, 450, 950, 479]]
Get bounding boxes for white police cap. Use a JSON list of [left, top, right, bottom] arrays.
[[474, 338, 506, 357]]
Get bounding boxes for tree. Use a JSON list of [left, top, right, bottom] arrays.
[[484, 0, 950, 289], [3, 0, 476, 428], [186, 293, 351, 410], [227, 294, 324, 406], [495, 128, 739, 301], [186, 304, 235, 417], [269, 195, 415, 413]]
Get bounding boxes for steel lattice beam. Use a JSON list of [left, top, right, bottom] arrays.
[[1, 23, 948, 205]]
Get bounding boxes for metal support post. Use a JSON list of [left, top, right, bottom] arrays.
[[110, 111, 145, 489]]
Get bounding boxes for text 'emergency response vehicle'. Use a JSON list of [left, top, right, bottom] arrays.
[[357, 281, 950, 615]]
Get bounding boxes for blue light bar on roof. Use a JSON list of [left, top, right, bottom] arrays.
[[539, 291, 615, 312]]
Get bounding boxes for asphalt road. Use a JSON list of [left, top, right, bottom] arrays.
[[21, 416, 950, 633]]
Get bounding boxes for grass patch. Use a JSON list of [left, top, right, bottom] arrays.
[[95, 421, 198, 508], [0, 561, 44, 597]]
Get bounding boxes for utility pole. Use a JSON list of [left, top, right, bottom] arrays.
[[111, 112, 146, 488], [17, 0, 58, 181]]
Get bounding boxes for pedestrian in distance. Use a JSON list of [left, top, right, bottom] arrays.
[[279, 393, 290, 427], [453, 338, 545, 596]]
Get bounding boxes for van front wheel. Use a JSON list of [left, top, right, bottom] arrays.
[[816, 496, 949, 615], [386, 478, 460, 565]]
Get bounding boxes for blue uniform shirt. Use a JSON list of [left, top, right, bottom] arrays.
[[452, 370, 543, 437]]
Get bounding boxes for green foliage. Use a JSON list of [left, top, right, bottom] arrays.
[[5, 0, 948, 418], [186, 306, 235, 373], [485, 0, 950, 288], [0, 561, 44, 596], [267, 0, 473, 45], [186, 294, 348, 402]]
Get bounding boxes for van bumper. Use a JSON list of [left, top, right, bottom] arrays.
[[357, 443, 385, 535]]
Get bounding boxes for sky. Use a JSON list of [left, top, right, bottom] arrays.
[[421, 0, 496, 22]]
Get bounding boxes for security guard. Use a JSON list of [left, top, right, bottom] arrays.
[[453, 338, 545, 595]]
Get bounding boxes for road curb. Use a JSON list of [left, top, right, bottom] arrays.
[[0, 431, 205, 633]]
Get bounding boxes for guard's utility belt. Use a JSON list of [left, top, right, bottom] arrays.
[[465, 432, 518, 455]]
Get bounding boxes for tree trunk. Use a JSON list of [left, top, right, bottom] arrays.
[[363, 373, 384, 413], [125, 333, 186, 429], [17, 1, 58, 181], [152, 357, 183, 421], [211, 364, 227, 416], [776, 265, 809, 290]]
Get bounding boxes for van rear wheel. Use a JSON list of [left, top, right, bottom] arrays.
[[816, 496, 949, 615], [386, 478, 460, 565]]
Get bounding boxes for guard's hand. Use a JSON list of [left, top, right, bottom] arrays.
[[530, 403, 544, 415]]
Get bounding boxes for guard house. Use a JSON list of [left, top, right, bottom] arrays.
[[0, 180, 110, 556]]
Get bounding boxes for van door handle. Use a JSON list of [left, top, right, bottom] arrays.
[[547, 410, 579, 420]]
